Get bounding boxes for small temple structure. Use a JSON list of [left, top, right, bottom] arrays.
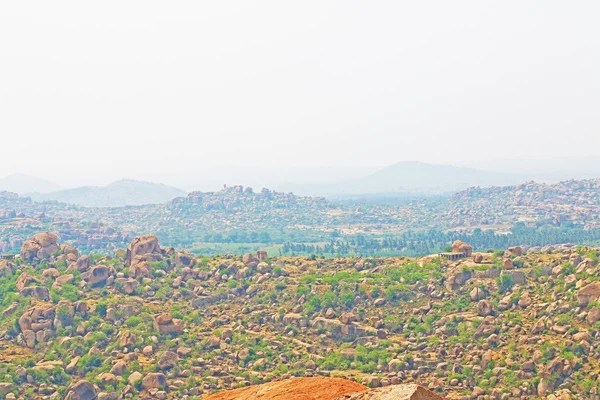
[[438, 240, 473, 261]]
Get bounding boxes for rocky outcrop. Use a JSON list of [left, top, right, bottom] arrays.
[[203, 377, 368, 400], [20, 232, 59, 262], [126, 235, 161, 266], [18, 304, 56, 348]]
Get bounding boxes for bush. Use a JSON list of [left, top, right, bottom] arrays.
[[497, 273, 515, 294]]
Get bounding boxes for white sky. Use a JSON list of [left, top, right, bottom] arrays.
[[1, 1, 599, 186]]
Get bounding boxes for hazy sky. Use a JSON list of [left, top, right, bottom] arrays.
[[1, 1, 599, 186]]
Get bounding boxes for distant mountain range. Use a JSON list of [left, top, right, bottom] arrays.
[[276, 161, 528, 196], [0, 173, 63, 194], [4, 157, 600, 207], [29, 179, 187, 207]]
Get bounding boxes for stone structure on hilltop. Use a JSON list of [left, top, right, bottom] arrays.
[[439, 240, 473, 261]]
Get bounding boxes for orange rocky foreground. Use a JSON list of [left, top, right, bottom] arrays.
[[203, 377, 445, 400]]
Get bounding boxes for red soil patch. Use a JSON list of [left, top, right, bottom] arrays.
[[204, 377, 367, 400]]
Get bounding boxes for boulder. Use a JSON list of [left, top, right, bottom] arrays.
[[451, 240, 473, 257], [128, 371, 143, 386], [42, 268, 60, 279], [202, 377, 367, 400], [126, 235, 161, 266], [470, 287, 487, 301], [339, 312, 357, 325], [33, 232, 58, 248], [16, 272, 39, 291], [507, 246, 523, 256], [0, 383, 15, 396], [20, 286, 50, 301], [158, 351, 179, 370], [20, 232, 60, 262], [335, 383, 445, 399], [153, 313, 184, 335], [502, 258, 514, 270], [518, 292, 532, 308], [63, 380, 99, 400], [83, 265, 111, 285], [19, 304, 56, 332], [59, 244, 79, 257], [120, 278, 140, 295], [0, 260, 16, 277], [577, 281, 600, 305], [243, 253, 260, 267], [477, 300, 493, 316], [119, 330, 136, 347], [74, 256, 91, 272], [175, 252, 194, 267], [587, 307, 600, 325], [129, 261, 152, 279], [142, 373, 166, 390], [473, 253, 484, 264]]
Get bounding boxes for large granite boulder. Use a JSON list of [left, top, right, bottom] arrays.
[[452, 240, 473, 257], [126, 235, 161, 266], [20, 232, 59, 262], [153, 313, 184, 335], [63, 380, 99, 400]]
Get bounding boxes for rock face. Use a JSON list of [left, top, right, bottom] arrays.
[[126, 235, 161, 266], [20, 232, 59, 262], [336, 384, 445, 400], [18, 304, 57, 347], [204, 377, 368, 400], [451, 240, 472, 257]]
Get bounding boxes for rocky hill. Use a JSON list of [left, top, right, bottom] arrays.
[[0, 234, 599, 398], [0, 174, 62, 195], [4, 179, 600, 257], [30, 179, 187, 208], [429, 179, 600, 230], [281, 161, 524, 196]]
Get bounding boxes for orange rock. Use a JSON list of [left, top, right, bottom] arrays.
[[204, 377, 367, 400]]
